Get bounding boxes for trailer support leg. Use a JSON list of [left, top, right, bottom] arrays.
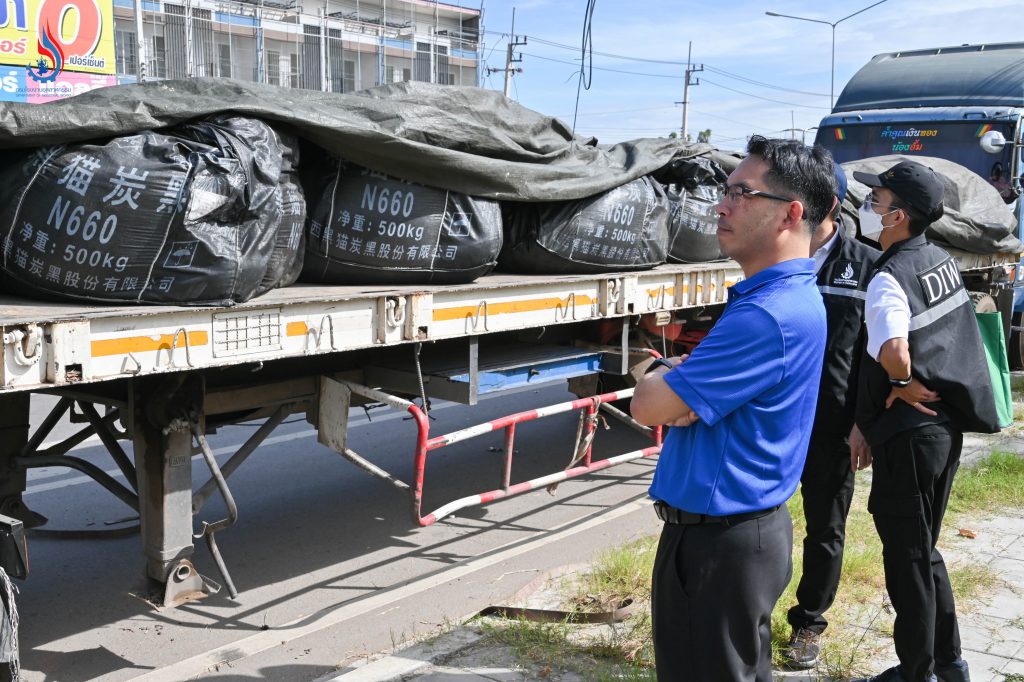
[[132, 378, 214, 606], [0, 394, 43, 528]]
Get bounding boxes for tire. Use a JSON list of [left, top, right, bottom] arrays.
[[1009, 312, 1024, 371], [969, 291, 998, 313]]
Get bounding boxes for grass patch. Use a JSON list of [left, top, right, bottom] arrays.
[[949, 562, 1000, 604], [476, 450, 1022, 680], [948, 450, 1024, 514]]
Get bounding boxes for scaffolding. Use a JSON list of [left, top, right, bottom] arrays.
[[112, 0, 482, 92]]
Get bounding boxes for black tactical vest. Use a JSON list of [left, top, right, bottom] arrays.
[[812, 229, 880, 439], [856, 234, 1000, 446]]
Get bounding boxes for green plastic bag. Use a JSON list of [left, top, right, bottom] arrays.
[[976, 312, 1014, 429]]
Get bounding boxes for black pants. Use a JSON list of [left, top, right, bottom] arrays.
[[870, 423, 963, 682], [652, 505, 792, 681], [787, 430, 856, 634]]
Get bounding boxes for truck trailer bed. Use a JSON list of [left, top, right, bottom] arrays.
[[0, 262, 743, 392]]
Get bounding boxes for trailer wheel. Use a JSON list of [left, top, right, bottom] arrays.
[[969, 291, 998, 312], [1009, 312, 1024, 371]]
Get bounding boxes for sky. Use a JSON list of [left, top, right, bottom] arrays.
[[475, 0, 1023, 149]]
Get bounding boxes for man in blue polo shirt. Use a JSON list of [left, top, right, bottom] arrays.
[[631, 135, 832, 681]]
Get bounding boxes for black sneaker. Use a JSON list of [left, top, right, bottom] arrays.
[[935, 659, 970, 682], [781, 627, 820, 669]]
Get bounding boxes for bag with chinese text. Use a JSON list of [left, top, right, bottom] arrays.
[[498, 176, 670, 274], [0, 115, 304, 305], [665, 184, 724, 263], [654, 155, 726, 263], [301, 160, 502, 284]]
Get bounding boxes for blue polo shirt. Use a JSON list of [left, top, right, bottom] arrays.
[[649, 258, 826, 515]]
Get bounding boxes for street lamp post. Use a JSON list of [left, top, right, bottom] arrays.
[[766, 0, 887, 110]]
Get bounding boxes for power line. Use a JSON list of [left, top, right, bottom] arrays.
[[494, 29, 831, 96], [522, 52, 683, 79], [702, 78, 830, 110], [525, 34, 687, 65], [689, 108, 778, 131], [704, 65, 828, 98]]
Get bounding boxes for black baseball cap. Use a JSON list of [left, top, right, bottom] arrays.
[[853, 160, 944, 221]]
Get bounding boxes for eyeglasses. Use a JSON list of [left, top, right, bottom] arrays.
[[864, 194, 899, 212], [722, 183, 795, 204]]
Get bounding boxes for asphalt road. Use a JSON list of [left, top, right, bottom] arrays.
[[14, 383, 663, 681]]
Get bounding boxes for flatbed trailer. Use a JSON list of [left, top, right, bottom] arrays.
[[0, 262, 742, 605]]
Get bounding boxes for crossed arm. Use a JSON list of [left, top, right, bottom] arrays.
[[629, 356, 700, 428]]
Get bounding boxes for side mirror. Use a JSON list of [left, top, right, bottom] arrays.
[[980, 130, 1008, 154]]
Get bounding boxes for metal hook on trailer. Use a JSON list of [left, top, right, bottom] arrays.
[[168, 328, 195, 368], [647, 284, 668, 311], [306, 314, 337, 352], [467, 301, 489, 332], [3, 325, 41, 367], [121, 352, 142, 375], [607, 279, 621, 304], [385, 297, 406, 329], [556, 293, 578, 321]]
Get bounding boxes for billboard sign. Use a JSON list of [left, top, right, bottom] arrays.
[[0, 63, 118, 102], [0, 0, 116, 80]]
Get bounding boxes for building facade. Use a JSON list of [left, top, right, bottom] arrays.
[[1, 0, 482, 102]]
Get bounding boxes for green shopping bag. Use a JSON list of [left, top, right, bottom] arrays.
[[976, 311, 1014, 429]]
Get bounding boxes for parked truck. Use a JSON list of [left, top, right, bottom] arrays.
[[814, 41, 1024, 364], [0, 79, 740, 609]]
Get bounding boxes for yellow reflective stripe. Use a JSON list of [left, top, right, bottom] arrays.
[[433, 295, 598, 322], [91, 331, 209, 358]]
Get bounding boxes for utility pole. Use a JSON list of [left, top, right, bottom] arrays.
[[486, 7, 526, 98], [781, 111, 807, 143], [675, 42, 702, 142]]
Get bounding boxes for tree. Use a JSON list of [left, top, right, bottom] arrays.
[[697, 128, 712, 144], [668, 131, 678, 139]]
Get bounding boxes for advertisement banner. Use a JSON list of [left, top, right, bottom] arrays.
[[0, 0, 116, 79], [0, 64, 117, 102]]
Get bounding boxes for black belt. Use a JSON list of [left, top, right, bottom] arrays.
[[654, 500, 781, 527]]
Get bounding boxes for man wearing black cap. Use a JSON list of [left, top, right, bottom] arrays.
[[850, 159, 1001, 682], [782, 164, 880, 668]]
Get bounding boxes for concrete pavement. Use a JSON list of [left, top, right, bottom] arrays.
[[323, 434, 1024, 682]]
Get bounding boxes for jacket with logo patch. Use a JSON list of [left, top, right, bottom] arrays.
[[812, 228, 879, 440], [856, 234, 1000, 446]]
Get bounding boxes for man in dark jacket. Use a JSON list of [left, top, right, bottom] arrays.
[[783, 164, 880, 668], [851, 160, 1000, 682]]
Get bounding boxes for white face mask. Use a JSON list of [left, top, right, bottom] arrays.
[[858, 203, 899, 241]]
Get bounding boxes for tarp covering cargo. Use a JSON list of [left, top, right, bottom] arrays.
[[840, 155, 1023, 255], [499, 176, 669, 274], [0, 78, 718, 203], [0, 116, 303, 305], [302, 161, 502, 284]]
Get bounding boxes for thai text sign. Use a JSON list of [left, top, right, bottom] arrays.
[[0, 0, 116, 78]]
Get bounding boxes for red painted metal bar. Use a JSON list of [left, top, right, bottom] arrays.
[[409, 387, 661, 527]]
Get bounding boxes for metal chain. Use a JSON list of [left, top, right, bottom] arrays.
[[414, 342, 429, 418]]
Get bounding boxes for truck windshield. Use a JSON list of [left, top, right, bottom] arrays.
[[816, 120, 1016, 187]]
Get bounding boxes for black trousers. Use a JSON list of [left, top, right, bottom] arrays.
[[787, 430, 856, 634], [652, 505, 792, 681], [869, 423, 963, 682]]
